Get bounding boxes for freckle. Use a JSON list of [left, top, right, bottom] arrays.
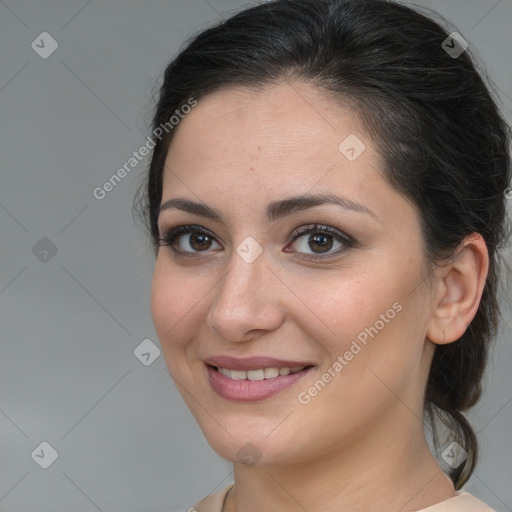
[[249, 166, 255, 172]]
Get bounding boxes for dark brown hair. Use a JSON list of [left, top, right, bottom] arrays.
[[134, 0, 511, 488]]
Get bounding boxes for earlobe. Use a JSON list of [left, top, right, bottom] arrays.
[[426, 233, 489, 345]]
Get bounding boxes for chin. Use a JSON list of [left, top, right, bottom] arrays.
[[201, 427, 308, 468]]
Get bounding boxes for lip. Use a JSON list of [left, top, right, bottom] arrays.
[[203, 355, 315, 371], [204, 355, 316, 402]]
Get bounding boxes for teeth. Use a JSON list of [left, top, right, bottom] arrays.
[[265, 368, 279, 379], [247, 369, 265, 381], [218, 367, 232, 378], [216, 366, 306, 380]]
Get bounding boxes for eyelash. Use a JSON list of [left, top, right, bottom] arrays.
[[157, 223, 356, 261]]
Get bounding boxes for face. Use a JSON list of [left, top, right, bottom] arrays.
[[151, 81, 436, 467]]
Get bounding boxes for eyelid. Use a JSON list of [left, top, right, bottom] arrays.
[[286, 223, 355, 261], [157, 224, 220, 249], [289, 223, 354, 244]]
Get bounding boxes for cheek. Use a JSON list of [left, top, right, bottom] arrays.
[[288, 274, 424, 448], [292, 265, 402, 349], [293, 259, 427, 383], [150, 257, 204, 352]]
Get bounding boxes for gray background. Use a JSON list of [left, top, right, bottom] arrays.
[[1, 0, 511, 511]]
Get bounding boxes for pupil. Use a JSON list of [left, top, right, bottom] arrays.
[[190, 233, 211, 250], [310, 234, 332, 253]]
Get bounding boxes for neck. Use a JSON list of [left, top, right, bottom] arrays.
[[223, 416, 455, 512]]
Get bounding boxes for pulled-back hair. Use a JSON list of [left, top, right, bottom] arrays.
[[134, 0, 511, 488]]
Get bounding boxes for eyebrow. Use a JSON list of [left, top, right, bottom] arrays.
[[159, 192, 377, 223]]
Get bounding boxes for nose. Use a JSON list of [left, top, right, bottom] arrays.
[[205, 245, 285, 342]]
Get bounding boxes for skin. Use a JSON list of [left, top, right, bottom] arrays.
[[151, 80, 489, 512]]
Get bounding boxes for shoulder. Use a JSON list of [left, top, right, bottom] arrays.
[[417, 491, 496, 511], [187, 483, 234, 512]]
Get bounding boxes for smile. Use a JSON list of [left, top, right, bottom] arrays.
[[206, 364, 314, 402]]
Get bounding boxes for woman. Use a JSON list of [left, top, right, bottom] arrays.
[[134, 0, 511, 510]]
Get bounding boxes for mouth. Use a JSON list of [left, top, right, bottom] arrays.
[[205, 363, 315, 402]]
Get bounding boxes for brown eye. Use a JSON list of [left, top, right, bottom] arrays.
[[287, 224, 355, 260], [188, 232, 214, 251], [158, 225, 221, 254], [307, 233, 333, 253]]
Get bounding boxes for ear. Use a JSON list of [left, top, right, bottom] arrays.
[[426, 233, 489, 345]]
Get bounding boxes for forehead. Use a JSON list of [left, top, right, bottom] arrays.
[[170, 81, 366, 150], [163, 81, 381, 191]]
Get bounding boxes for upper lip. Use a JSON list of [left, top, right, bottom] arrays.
[[204, 355, 314, 371]]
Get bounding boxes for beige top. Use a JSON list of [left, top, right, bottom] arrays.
[[189, 483, 496, 512]]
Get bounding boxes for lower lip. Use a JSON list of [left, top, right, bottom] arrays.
[[206, 365, 314, 402]]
